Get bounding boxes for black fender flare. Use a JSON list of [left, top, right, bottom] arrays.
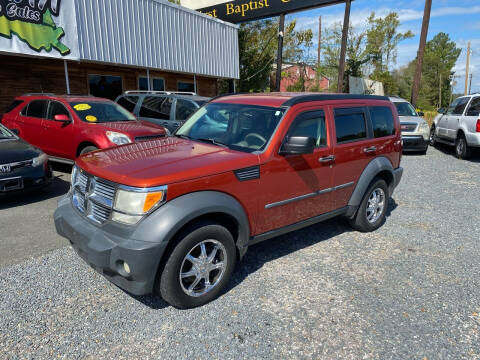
[[346, 157, 395, 217], [131, 191, 251, 256]]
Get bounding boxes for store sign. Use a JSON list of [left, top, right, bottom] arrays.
[[197, 0, 346, 23], [0, 0, 78, 58]]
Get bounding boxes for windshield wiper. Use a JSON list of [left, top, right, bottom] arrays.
[[195, 138, 228, 148], [175, 134, 192, 140]]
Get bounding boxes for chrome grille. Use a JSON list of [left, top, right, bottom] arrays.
[[400, 123, 418, 132], [72, 169, 116, 224]]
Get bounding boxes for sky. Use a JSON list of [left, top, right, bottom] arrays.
[[288, 0, 479, 94]]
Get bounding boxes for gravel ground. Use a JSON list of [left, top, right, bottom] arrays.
[[1, 146, 480, 359]]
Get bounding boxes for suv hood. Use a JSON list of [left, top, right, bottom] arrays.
[[96, 121, 167, 138], [76, 137, 259, 187], [399, 116, 425, 124]]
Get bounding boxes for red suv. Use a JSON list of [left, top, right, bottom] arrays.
[[54, 93, 403, 308], [1, 94, 167, 162]]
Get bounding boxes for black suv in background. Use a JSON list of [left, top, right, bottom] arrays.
[[116, 91, 210, 133]]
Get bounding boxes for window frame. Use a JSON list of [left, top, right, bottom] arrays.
[[333, 107, 371, 145], [24, 100, 48, 119], [138, 76, 165, 91], [46, 100, 72, 122], [284, 109, 328, 149]]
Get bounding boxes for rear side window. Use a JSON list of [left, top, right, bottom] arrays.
[[466, 97, 480, 116], [175, 99, 198, 121], [117, 96, 138, 113], [139, 96, 172, 120], [369, 106, 395, 138], [288, 110, 327, 147], [334, 108, 367, 143], [25, 100, 48, 118], [447, 97, 470, 115], [5, 100, 24, 114]]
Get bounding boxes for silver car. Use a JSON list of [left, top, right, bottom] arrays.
[[389, 96, 430, 154]]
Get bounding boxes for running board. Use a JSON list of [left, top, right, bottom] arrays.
[[434, 137, 455, 146], [48, 156, 75, 165], [249, 207, 348, 245]]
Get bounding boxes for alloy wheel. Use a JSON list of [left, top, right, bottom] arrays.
[[366, 188, 385, 224], [179, 240, 227, 297]]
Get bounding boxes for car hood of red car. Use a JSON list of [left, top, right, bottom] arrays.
[[76, 137, 259, 187], [97, 121, 167, 137]]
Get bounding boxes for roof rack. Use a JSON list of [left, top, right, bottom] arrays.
[[22, 93, 55, 97], [282, 94, 389, 107], [124, 91, 197, 96]]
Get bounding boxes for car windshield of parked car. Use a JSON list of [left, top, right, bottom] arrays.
[[394, 102, 417, 117], [70, 101, 136, 123], [175, 103, 286, 153], [0, 123, 15, 139]]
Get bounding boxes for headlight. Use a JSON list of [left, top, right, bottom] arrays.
[[32, 153, 48, 167], [418, 122, 429, 132], [70, 165, 78, 188], [112, 186, 167, 225], [106, 131, 132, 145]]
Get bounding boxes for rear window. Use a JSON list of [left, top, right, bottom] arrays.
[[117, 96, 138, 113], [26, 100, 48, 118], [369, 106, 395, 138], [5, 100, 24, 114], [139, 96, 172, 120], [175, 99, 198, 121], [466, 97, 480, 116], [334, 108, 367, 143]]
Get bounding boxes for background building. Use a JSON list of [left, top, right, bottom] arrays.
[[0, 0, 239, 111]]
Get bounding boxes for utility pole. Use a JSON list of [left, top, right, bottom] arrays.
[[337, 0, 351, 93], [465, 41, 471, 95], [317, 15, 322, 83], [275, 14, 285, 92], [411, 0, 432, 107], [469, 73, 473, 95], [439, 73, 442, 108]]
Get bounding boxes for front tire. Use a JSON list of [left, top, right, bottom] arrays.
[[429, 126, 437, 146], [79, 146, 98, 156], [455, 134, 471, 159], [159, 222, 237, 309], [349, 179, 389, 232]]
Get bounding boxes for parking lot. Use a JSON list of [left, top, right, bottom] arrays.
[[1, 146, 479, 359]]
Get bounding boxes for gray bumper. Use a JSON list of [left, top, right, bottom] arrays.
[[54, 196, 167, 295], [392, 167, 403, 193]]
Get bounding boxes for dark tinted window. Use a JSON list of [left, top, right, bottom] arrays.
[[178, 82, 195, 93], [334, 109, 367, 143], [447, 97, 470, 115], [138, 77, 165, 91], [466, 97, 480, 116], [369, 106, 395, 138], [175, 99, 198, 121], [88, 75, 123, 100], [70, 101, 135, 123], [117, 96, 138, 113], [47, 101, 70, 120], [288, 110, 327, 147], [5, 100, 23, 114], [139, 96, 172, 120], [152, 79, 165, 91], [26, 100, 47, 118], [393, 102, 417, 116]]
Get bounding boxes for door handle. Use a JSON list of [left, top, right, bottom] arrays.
[[363, 146, 377, 153], [319, 155, 335, 163]]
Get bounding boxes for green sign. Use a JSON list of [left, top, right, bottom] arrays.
[[0, 0, 70, 55]]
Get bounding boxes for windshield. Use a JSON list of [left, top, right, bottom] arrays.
[[176, 103, 286, 153], [70, 101, 136, 123], [0, 123, 15, 139], [394, 102, 417, 117]]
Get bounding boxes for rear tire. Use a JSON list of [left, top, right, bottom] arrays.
[[349, 179, 389, 233], [79, 146, 98, 156], [455, 134, 471, 159], [158, 222, 236, 309]]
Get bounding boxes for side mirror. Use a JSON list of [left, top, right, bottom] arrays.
[[54, 114, 71, 122], [437, 108, 446, 114], [280, 136, 316, 155], [417, 111, 424, 117]]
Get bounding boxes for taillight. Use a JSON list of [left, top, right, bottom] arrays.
[[476, 119, 480, 133]]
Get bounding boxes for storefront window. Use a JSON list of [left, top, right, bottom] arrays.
[[139, 77, 165, 91], [178, 81, 195, 93], [88, 75, 123, 100]]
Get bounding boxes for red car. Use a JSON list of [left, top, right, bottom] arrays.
[[55, 93, 403, 308], [1, 94, 168, 162]]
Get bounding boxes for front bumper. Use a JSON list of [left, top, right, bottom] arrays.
[[0, 162, 52, 193], [402, 135, 428, 152], [54, 196, 167, 295]]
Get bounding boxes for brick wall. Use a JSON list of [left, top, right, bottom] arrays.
[[0, 54, 219, 113]]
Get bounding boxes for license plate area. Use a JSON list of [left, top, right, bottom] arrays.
[[0, 177, 24, 192]]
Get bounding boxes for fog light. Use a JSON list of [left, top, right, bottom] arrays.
[[123, 262, 131, 275]]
